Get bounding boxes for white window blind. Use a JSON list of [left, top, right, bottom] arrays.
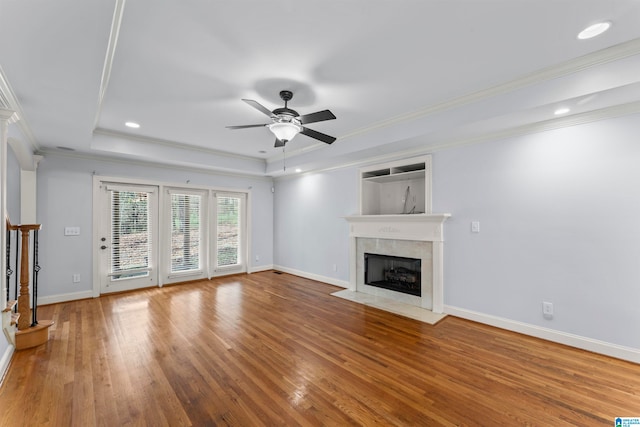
[[171, 193, 202, 273], [110, 190, 151, 280], [216, 194, 241, 267]]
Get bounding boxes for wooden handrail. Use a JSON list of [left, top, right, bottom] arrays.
[[6, 217, 18, 231]]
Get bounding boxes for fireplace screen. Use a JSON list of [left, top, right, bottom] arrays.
[[364, 253, 421, 297]]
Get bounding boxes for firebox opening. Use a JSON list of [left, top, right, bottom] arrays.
[[364, 253, 421, 297]]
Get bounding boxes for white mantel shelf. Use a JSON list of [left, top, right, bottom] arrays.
[[344, 214, 451, 242], [344, 214, 451, 222]]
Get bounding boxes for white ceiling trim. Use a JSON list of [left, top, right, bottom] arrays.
[[0, 67, 37, 150], [93, 127, 264, 163], [267, 38, 640, 167], [274, 101, 640, 181], [337, 38, 640, 142], [38, 148, 274, 182], [425, 100, 640, 153], [93, 0, 127, 129]]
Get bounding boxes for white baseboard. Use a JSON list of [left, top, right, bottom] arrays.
[[445, 305, 640, 364], [0, 342, 15, 387], [248, 264, 274, 274], [37, 290, 94, 306], [273, 265, 350, 288]]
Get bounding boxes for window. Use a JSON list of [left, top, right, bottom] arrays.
[[170, 192, 202, 273], [110, 189, 152, 280], [216, 194, 241, 267]]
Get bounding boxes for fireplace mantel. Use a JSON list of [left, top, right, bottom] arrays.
[[343, 213, 451, 314], [344, 214, 451, 242]]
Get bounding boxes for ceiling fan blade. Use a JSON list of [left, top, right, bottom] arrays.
[[300, 127, 336, 144], [226, 124, 268, 129], [242, 99, 275, 117], [297, 109, 336, 125], [274, 139, 286, 148]]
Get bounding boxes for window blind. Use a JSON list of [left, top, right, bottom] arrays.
[[171, 193, 201, 273], [216, 195, 240, 267], [110, 190, 151, 280]]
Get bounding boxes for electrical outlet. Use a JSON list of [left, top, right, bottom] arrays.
[[542, 301, 553, 317], [73, 274, 81, 283], [255, 255, 260, 262], [332, 264, 337, 272]]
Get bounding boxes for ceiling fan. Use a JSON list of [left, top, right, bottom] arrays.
[[226, 90, 336, 147]]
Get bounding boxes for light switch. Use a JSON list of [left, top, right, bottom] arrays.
[[471, 221, 480, 233], [64, 227, 81, 236]]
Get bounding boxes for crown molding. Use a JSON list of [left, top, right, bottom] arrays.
[[93, 127, 265, 163], [93, 0, 126, 129], [343, 38, 640, 140], [0, 109, 18, 124], [274, 101, 640, 181], [0, 68, 38, 148], [37, 148, 274, 181], [270, 38, 640, 167]]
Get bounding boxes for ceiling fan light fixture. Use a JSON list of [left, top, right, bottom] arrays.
[[268, 121, 302, 143]]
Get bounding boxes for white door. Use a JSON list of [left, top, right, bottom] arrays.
[[212, 192, 247, 276], [98, 183, 159, 293]]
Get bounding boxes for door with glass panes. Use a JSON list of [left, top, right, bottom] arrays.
[[98, 184, 159, 293], [212, 192, 247, 275]]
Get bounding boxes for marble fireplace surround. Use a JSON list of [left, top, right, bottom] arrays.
[[339, 214, 450, 321]]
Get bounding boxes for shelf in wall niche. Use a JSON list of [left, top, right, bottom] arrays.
[[363, 169, 425, 183], [362, 168, 391, 179], [359, 155, 431, 216]]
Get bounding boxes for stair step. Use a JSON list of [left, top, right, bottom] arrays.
[[15, 320, 55, 350], [3, 300, 17, 312], [11, 313, 20, 326]]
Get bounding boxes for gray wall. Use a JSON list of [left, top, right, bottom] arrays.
[[274, 167, 357, 282], [7, 144, 20, 223], [273, 112, 640, 350], [36, 155, 274, 299], [434, 114, 640, 349]]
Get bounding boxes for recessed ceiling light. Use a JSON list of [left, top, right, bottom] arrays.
[[295, 168, 302, 173], [125, 121, 140, 129], [577, 21, 611, 40], [554, 107, 570, 116]]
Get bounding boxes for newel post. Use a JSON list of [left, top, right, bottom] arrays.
[[16, 224, 41, 330]]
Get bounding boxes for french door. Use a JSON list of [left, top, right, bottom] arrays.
[[98, 183, 159, 293], [164, 188, 208, 284], [95, 180, 248, 293], [212, 192, 247, 276]]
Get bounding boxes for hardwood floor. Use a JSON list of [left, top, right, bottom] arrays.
[[1, 271, 639, 426]]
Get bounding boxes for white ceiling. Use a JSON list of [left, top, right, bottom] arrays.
[[1, 0, 640, 176]]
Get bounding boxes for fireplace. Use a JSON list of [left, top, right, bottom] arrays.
[[343, 214, 450, 314], [364, 253, 421, 296]]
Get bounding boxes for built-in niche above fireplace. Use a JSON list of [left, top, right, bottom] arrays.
[[338, 154, 451, 319], [360, 155, 431, 215]]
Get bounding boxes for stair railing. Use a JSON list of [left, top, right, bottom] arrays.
[[6, 218, 42, 330], [5, 219, 18, 308]]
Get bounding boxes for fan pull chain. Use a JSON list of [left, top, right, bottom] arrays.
[[283, 146, 286, 172]]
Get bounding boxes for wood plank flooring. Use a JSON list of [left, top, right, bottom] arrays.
[[1, 271, 639, 426]]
